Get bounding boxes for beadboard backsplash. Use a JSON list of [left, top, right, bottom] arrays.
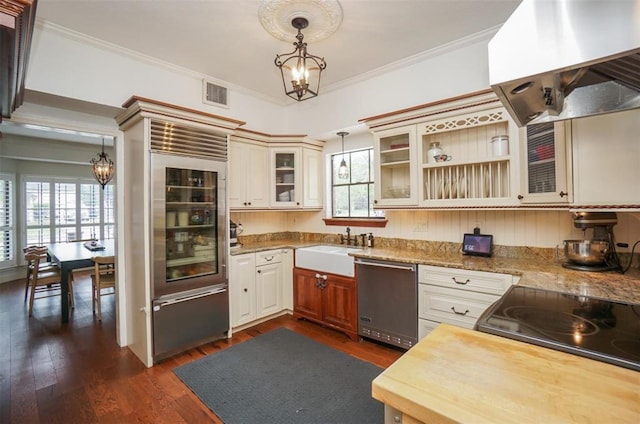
[[230, 210, 640, 254]]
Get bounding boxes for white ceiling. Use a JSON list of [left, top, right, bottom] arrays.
[[35, 0, 521, 103]]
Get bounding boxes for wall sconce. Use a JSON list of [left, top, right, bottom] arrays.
[[90, 137, 114, 189]]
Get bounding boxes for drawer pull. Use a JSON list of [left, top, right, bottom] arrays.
[[263, 256, 274, 261], [452, 277, 470, 285], [451, 307, 469, 316]]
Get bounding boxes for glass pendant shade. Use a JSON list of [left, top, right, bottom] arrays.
[[337, 131, 349, 179], [338, 158, 349, 179], [91, 138, 115, 189]]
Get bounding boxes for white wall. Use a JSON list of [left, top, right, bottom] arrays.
[[283, 33, 495, 138], [25, 21, 286, 133], [25, 21, 495, 139]]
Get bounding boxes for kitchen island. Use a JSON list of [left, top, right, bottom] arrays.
[[372, 323, 640, 423]]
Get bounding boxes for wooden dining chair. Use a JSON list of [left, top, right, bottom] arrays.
[[91, 256, 116, 321], [67, 238, 97, 287], [23, 245, 58, 301], [25, 251, 74, 317]]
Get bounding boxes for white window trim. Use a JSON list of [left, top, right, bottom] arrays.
[[0, 172, 16, 269], [20, 175, 115, 250]]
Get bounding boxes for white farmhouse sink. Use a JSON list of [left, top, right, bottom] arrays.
[[295, 245, 361, 277]]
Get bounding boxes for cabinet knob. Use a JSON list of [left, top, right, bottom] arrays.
[[243, 202, 248, 206], [374, 199, 378, 204], [559, 191, 568, 197], [517, 195, 524, 200], [247, 202, 252, 206], [243, 288, 248, 292], [257, 269, 261, 274]]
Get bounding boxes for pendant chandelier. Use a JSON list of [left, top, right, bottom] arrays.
[[274, 17, 327, 102], [337, 131, 349, 180], [90, 137, 115, 189]]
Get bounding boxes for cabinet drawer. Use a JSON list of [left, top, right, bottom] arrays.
[[418, 284, 498, 329], [256, 250, 282, 266], [418, 265, 512, 296], [418, 318, 440, 341]]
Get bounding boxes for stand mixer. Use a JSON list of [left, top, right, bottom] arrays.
[[562, 212, 622, 272]]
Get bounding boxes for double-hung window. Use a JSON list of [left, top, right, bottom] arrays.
[[24, 177, 115, 245], [0, 173, 15, 267], [331, 148, 383, 218]]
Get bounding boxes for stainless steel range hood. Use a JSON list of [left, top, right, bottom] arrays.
[[489, 0, 640, 127]]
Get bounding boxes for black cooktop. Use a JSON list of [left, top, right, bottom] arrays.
[[476, 285, 640, 372]]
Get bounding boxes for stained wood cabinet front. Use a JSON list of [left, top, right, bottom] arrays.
[[293, 267, 358, 340]]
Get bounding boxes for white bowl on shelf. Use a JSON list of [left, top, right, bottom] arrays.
[[278, 191, 290, 201]]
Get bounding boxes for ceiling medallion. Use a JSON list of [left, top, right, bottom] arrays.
[[258, 0, 343, 43]]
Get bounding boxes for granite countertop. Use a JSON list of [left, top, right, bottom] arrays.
[[231, 240, 640, 304]]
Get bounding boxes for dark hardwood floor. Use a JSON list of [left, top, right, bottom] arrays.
[[1, 271, 403, 423]]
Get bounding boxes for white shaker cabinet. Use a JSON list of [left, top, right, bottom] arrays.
[[229, 140, 269, 209], [571, 109, 640, 208], [229, 252, 257, 327], [365, 91, 522, 209], [417, 265, 514, 340], [518, 121, 572, 204], [230, 249, 288, 328], [302, 147, 324, 208], [373, 125, 419, 207], [230, 132, 324, 210], [271, 147, 302, 208], [255, 250, 283, 317], [281, 248, 294, 310]]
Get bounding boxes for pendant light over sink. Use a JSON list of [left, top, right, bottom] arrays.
[[337, 131, 349, 180]]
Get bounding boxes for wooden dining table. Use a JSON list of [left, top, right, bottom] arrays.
[[46, 239, 115, 323]]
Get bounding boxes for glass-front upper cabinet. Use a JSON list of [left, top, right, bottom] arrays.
[[519, 121, 571, 204], [373, 125, 418, 207], [271, 147, 301, 208]]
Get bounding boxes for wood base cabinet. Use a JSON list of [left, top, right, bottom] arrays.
[[293, 267, 358, 340]]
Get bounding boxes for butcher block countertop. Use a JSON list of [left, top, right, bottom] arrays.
[[372, 324, 640, 424]]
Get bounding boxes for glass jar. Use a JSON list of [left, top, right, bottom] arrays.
[[491, 135, 509, 156], [427, 142, 443, 163]]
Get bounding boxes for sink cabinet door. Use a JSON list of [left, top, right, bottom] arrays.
[[293, 268, 323, 321], [322, 274, 357, 335]]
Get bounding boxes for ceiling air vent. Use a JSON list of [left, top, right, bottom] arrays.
[[202, 79, 229, 108]]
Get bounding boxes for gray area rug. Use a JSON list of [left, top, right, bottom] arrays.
[[173, 327, 384, 424]]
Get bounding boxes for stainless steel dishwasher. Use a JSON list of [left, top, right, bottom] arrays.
[[355, 258, 417, 349]]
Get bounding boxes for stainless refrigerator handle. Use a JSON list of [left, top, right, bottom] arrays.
[[155, 287, 227, 309], [354, 260, 415, 272]]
